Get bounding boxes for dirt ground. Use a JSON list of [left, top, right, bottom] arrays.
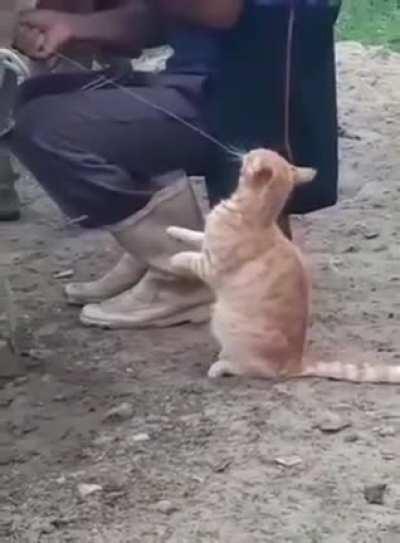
[[0, 42, 400, 542]]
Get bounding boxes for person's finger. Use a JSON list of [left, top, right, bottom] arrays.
[[37, 31, 62, 59], [14, 25, 37, 54], [18, 9, 49, 28], [18, 9, 40, 28], [14, 25, 48, 59], [35, 31, 46, 55]]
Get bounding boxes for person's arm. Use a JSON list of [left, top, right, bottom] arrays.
[[72, 2, 165, 53], [15, 1, 163, 60], [155, 0, 245, 29]]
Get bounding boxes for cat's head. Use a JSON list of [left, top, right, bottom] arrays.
[[239, 149, 316, 217]]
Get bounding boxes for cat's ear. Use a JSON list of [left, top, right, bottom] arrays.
[[251, 164, 274, 186], [293, 167, 317, 185]]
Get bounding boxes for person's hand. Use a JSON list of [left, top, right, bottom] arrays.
[[13, 9, 78, 60]]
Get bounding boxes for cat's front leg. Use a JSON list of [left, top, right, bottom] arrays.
[[208, 359, 241, 378], [167, 226, 204, 250], [170, 251, 209, 283]]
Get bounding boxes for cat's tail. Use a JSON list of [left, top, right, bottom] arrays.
[[301, 361, 400, 384]]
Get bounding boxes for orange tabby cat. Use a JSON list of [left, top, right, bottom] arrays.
[[167, 149, 400, 383]]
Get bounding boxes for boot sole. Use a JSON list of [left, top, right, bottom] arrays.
[[79, 304, 210, 329], [65, 286, 138, 307], [64, 271, 145, 307], [66, 294, 109, 307]]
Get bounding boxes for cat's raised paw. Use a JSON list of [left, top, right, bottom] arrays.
[[170, 252, 193, 277], [167, 226, 184, 242], [167, 226, 204, 249]]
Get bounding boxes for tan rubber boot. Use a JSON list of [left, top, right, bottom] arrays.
[[65, 252, 146, 306], [80, 269, 210, 329], [80, 175, 212, 329]]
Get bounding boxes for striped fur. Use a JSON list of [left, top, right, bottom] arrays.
[[301, 362, 400, 384], [169, 149, 398, 384]]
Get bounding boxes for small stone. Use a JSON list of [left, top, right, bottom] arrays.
[[212, 458, 232, 473], [53, 269, 75, 279], [78, 483, 103, 499], [0, 447, 14, 466], [382, 451, 395, 461], [103, 402, 133, 422], [363, 231, 379, 240], [27, 517, 56, 537], [131, 432, 150, 443], [93, 434, 115, 448], [316, 413, 351, 434], [364, 483, 387, 505], [28, 349, 52, 360], [155, 500, 179, 515], [343, 245, 359, 254], [274, 456, 303, 468], [378, 426, 396, 437], [35, 322, 60, 338], [56, 476, 67, 484], [37, 519, 55, 535], [14, 376, 28, 386], [19, 419, 38, 435], [103, 473, 126, 493], [373, 244, 388, 253], [344, 432, 360, 443]]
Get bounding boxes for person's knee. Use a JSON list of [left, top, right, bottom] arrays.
[[12, 95, 72, 158]]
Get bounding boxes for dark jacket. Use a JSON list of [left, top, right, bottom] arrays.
[[206, 1, 342, 214]]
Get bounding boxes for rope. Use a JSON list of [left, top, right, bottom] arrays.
[[283, 4, 296, 163]]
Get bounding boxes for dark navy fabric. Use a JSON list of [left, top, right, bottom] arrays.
[[165, 24, 223, 76], [205, 2, 342, 214], [9, 71, 212, 228], [164, 0, 343, 76]]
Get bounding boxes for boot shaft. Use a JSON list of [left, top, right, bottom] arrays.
[[0, 150, 17, 184], [0, 151, 20, 221], [111, 174, 205, 275]]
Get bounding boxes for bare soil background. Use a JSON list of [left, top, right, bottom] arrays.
[[0, 42, 400, 542]]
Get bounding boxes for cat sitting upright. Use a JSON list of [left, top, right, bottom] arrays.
[[167, 149, 400, 383]]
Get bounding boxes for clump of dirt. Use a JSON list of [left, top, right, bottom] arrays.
[[0, 42, 400, 542]]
